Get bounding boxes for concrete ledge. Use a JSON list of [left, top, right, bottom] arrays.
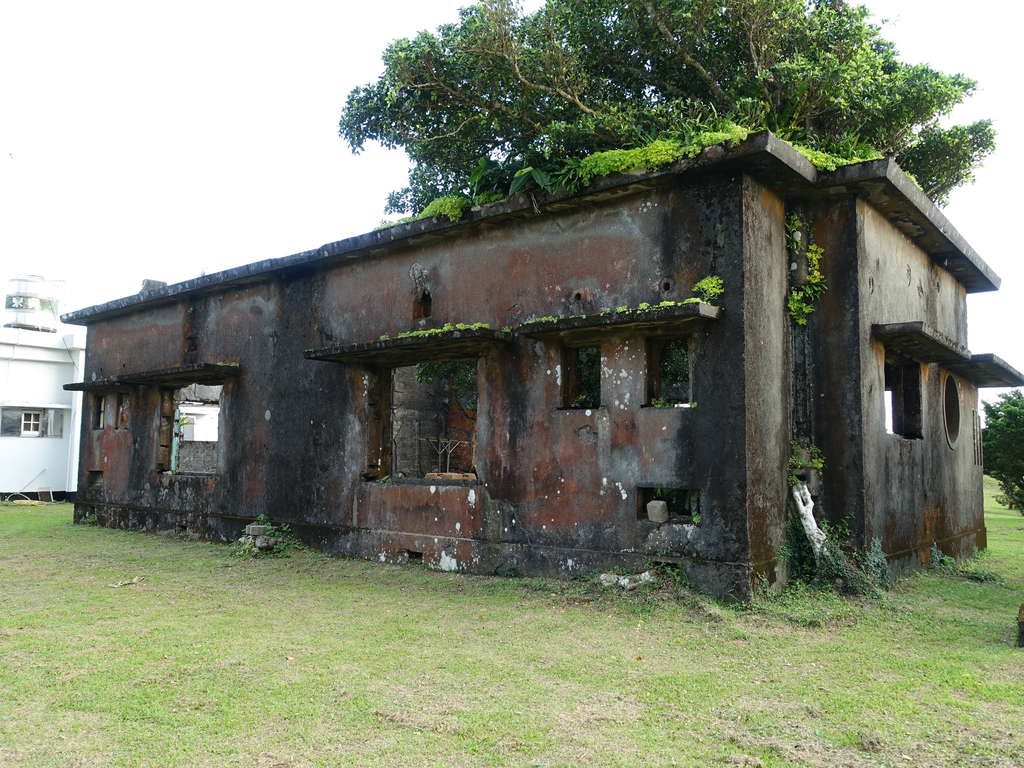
[[305, 328, 512, 366], [948, 354, 1024, 388], [517, 302, 721, 341], [65, 362, 240, 391], [872, 321, 970, 365]]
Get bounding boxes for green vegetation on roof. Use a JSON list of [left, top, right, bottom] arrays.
[[790, 143, 883, 172], [374, 127, 885, 232]]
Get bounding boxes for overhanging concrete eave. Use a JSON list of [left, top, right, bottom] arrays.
[[305, 328, 513, 367], [60, 131, 997, 325], [872, 321, 970, 366], [64, 362, 241, 391], [872, 323, 1024, 387], [947, 354, 1024, 388], [517, 301, 721, 342], [816, 159, 999, 293]]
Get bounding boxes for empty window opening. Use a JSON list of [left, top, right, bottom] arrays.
[[159, 383, 222, 474], [883, 358, 922, 439], [647, 337, 691, 406], [401, 549, 424, 562], [92, 395, 106, 430], [1, 407, 62, 438], [116, 393, 131, 430], [944, 374, 960, 446], [20, 410, 41, 437], [389, 359, 477, 479], [563, 345, 601, 409], [364, 367, 392, 479], [87, 470, 104, 490], [638, 487, 701, 524], [413, 290, 432, 320]]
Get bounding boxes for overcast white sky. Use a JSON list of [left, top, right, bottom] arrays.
[[1, 1, 1020, 401]]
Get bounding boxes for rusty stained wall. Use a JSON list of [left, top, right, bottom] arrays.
[[854, 200, 983, 573], [78, 279, 317, 534], [740, 178, 790, 583], [804, 196, 867, 547], [322, 174, 757, 597], [76, 173, 777, 599]]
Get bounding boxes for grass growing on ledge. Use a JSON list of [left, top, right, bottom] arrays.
[[380, 322, 491, 341], [1, 483, 1021, 767], [522, 298, 711, 327]]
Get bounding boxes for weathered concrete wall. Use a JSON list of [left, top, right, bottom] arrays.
[[85, 303, 184, 378], [74, 174, 761, 599], [741, 178, 790, 583], [70, 160, 993, 599], [855, 200, 983, 575], [391, 365, 440, 477], [178, 441, 217, 474], [805, 196, 867, 543]]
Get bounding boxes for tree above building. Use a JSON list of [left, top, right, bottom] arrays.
[[340, 0, 994, 215]]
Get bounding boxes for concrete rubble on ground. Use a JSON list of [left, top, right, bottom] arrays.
[[238, 523, 282, 552], [598, 570, 657, 590]]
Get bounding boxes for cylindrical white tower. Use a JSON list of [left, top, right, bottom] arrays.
[[3, 275, 63, 333]]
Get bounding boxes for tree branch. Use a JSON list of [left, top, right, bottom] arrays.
[[633, 0, 736, 112], [791, 482, 826, 561]]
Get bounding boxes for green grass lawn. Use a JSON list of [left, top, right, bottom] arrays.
[[1, 483, 1021, 768]]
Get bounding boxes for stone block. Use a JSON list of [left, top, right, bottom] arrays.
[[254, 535, 275, 550], [245, 524, 269, 536], [646, 500, 669, 523]]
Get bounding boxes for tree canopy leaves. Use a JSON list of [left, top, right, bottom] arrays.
[[340, 0, 994, 214], [983, 391, 1024, 513]]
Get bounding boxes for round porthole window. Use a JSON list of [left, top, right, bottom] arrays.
[[943, 374, 960, 446]]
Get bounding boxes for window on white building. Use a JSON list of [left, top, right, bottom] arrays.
[[21, 411, 42, 436], [0, 407, 64, 437]]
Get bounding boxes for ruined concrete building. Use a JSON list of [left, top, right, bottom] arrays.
[[63, 133, 1022, 599]]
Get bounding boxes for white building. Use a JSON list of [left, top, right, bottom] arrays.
[[0, 276, 86, 496]]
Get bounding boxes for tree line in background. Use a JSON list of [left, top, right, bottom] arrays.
[[339, 0, 994, 215], [983, 391, 1024, 514]]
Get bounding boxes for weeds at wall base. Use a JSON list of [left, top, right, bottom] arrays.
[[929, 543, 1004, 584], [229, 514, 305, 559]]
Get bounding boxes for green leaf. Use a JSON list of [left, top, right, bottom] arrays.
[[509, 167, 536, 195]]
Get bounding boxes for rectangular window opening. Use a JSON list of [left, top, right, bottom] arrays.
[[159, 383, 223, 474], [388, 359, 478, 480], [92, 395, 106, 430], [563, 344, 601, 409], [638, 487, 702, 524], [87, 470, 104, 490], [116, 393, 131, 430], [647, 337, 691, 407], [883, 357, 922, 439]]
